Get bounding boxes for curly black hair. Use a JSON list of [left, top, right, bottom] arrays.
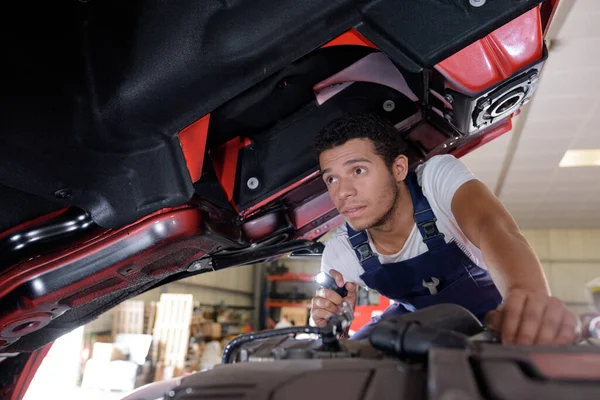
[[314, 112, 408, 167]]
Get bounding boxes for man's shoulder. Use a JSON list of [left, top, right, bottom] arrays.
[[416, 154, 462, 177], [416, 154, 475, 188], [323, 224, 350, 251]]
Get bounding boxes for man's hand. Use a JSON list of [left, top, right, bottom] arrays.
[[311, 269, 357, 328], [485, 288, 580, 345]]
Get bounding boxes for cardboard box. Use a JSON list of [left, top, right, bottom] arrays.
[[201, 322, 221, 338], [92, 342, 127, 362], [280, 307, 308, 327]]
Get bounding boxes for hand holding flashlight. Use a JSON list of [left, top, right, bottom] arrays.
[[315, 271, 348, 297], [311, 270, 358, 328]]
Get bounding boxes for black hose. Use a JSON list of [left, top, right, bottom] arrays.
[[369, 320, 471, 361], [222, 326, 330, 364]]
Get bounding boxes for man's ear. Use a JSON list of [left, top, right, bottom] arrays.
[[391, 155, 409, 182]]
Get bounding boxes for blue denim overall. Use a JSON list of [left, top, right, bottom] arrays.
[[348, 173, 502, 340]]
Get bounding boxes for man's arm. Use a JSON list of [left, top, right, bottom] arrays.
[[451, 179, 548, 296], [451, 179, 579, 345]]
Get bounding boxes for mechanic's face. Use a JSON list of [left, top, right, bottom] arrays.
[[319, 138, 408, 231]]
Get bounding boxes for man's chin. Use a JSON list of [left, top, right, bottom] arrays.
[[346, 218, 372, 232]]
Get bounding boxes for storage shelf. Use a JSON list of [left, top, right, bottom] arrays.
[[265, 300, 311, 309], [266, 273, 315, 282]]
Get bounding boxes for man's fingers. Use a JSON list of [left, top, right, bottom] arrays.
[[316, 288, 343, 305], [311, 296, 338, 315], [555, 312, 579, 345], [484, 309, 503, 333], [514, 295, 547, 345], [311, 308, 334, 326], [535, 297, 564, 345], [345, 282, 357, 293], [329, 269, 345, 288], [501, 290, 527, 344]]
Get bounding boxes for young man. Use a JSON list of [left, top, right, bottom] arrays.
[[311, 112, 579, 345]]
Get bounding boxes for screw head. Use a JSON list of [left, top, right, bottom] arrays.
[[444, 94, 454, 104], [469, 0, 486, 7], [247, 177, 259, 190], [383, 100, 395, 112]]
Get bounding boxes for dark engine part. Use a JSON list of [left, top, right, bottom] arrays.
[[169, 348, 600, 400], [166, 303, 600, 400], [227, 304, 484, 364]]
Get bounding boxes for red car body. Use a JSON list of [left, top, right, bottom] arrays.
[[0, 1, 561, 398]]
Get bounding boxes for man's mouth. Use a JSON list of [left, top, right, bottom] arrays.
[[341, 206, 366, 217]]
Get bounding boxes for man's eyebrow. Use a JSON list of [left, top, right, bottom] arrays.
[[320, 158, 372, 176], [343, 158, 371, 166]]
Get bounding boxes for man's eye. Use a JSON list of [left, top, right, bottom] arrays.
[[325, 176, 338, 185], [355, 167, 366, 175]]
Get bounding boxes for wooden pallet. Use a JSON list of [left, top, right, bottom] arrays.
[[112, 300, 145, 339], [152, 294, 194, 381], [144, 301, 158, 335]]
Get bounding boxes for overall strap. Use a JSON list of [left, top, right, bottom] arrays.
[[406, 172, 446, 251], [346, 224, 380, 272]]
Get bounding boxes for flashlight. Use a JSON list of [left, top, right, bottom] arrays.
[[315, 271, 348, 298]]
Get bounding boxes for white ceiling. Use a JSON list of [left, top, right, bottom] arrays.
[[462, 0, 600, 228]]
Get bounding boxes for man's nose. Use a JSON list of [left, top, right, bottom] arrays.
[[337, 178, 357, 199]]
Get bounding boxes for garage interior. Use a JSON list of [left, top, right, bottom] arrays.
[[20, 1, 600, 399]]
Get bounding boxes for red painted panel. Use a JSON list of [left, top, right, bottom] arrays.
[[320, 29, 377, 49], [436, 6, 543, 96], [179, 114, 210, 183], [9, 343, 53, 400], [451, 120, 513, 159], [240, 171, 322, 218], [0, 206, 208, 350]]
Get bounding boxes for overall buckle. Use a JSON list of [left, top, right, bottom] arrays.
[[354, 243, 375, 262], [418, 220, 442, 241]]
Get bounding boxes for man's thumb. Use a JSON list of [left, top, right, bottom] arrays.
[[328, 269, 345, 287]]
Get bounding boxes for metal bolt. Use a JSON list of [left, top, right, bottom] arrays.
[[529, 73, 539, 83], [188, 258, 212, 272], [444, 94, 454, 104], [168, 391, 176, 398], [54, 189, 73, 199], [478, 99, 491, 110], [186, 388, 193, 394], [469, 0, 486, 7], [187, 261, 203, 272], [444, 113, 453, 122], [247, 177, 259, 190], [383, 100, 395, 112]]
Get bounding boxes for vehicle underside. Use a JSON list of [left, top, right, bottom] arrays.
[[0, 0, 577, 398]]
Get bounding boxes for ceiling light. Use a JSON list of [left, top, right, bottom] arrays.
[[559, 149, 600, 168]]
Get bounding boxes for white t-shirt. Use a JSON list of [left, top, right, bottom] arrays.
[[320, 154, 486, 288]]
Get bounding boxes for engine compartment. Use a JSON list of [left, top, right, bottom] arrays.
[[132, 304, 600, 400]]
